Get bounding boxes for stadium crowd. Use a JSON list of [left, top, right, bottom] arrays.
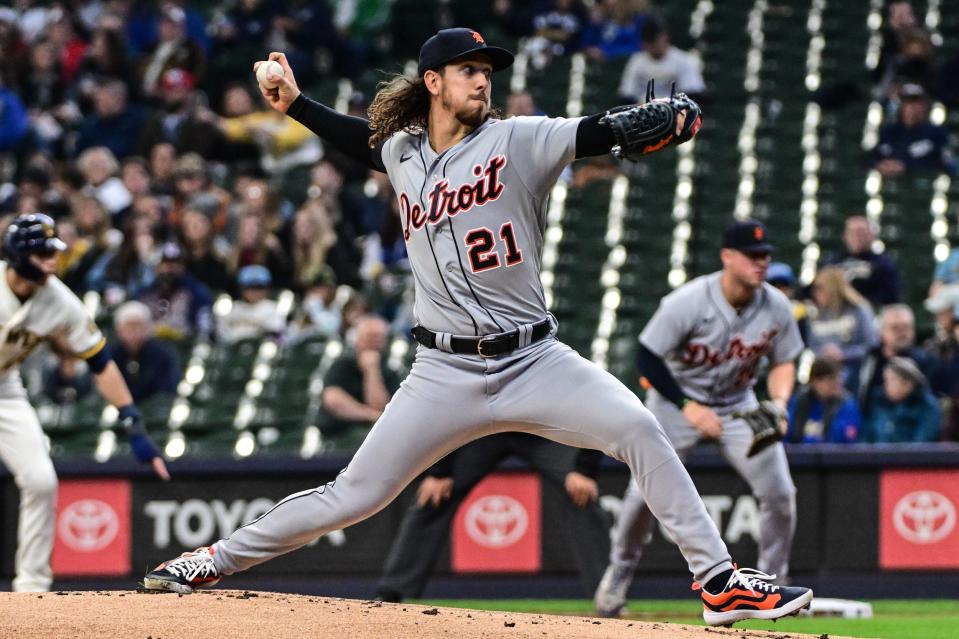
[[1, 0, 958, 449]]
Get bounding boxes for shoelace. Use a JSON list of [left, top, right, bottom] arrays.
[[724, 568, 779, 596], [165, 552, 216, 580]]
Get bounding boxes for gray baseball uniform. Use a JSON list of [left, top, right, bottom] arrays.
[[608, 272, 803, 579], [208, 114, 735, 586]]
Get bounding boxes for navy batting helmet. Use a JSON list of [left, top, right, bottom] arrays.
[[3, 213, 66, 283]]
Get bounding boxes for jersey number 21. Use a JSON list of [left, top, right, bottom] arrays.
[[465, 222, 523, 273]]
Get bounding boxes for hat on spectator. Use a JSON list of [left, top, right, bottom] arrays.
[[160, 68, 196, 92], [175, 153, 206, 178], [899, 83, 927, 101], [238, 265, 272, 289], [722, 220, 774, 253], [160, 242, 184, 263], [810, 357, 842, 380], [886, 356, 927, 388], [160, 5, 186, 24], [924, 285, 959, 314], [767, 262, 796, 287]]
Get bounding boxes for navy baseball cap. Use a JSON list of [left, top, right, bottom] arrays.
[[417, 28, 514, 77], [722, 220, 774, 253]]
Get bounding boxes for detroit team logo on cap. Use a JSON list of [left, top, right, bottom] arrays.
[[754, 226, 764, 240], [471, 30, 485, 44]]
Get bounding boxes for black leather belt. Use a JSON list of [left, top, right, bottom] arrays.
[[411, 319, 552, 358]]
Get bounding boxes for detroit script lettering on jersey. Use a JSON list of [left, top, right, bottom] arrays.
[[683, 330, 779, 386], [400, 155, 507, 240]]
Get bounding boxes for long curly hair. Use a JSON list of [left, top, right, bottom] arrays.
[[366, 69, 502, 148], [367, 74, 431, 148]]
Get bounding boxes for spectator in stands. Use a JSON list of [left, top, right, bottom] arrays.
[[211, 82, 316, 167], [179, 206, 232, 294], [875, 1, 917, 84], [73, 26, 136, 112], [120, 157, 155, 200], [822, 215, 901, 306], [767, 262, 809, 343], [581, 0, 648, 63], [521, 0, 590, 69], [874, 27, 937, 101], [211, 0, 278, 51], [100, 214, 159, 304], [290, 266, 341, 340], [805, 266, 877, 388], [139, 5, 205, 99], [62, 194, 118, 293], [923, 286, 959, 398], [111, 300, 181, 403], [306, 160, 362, 287], [74, 79, 147, 160], [147, 142, 177, 195], [42, 355, 92, 404], [857, 304, 932, 409], [229, 212, 293, 290], [787, 358, 861, 444], [317, 315, 401, 437], [0, 77, 29, 153], [17, 38, 67, 113], [76, 146, 132, 218], [618, 17, 705, 104], [136, 242, 213, 342], [217, 265, 286, 343], [290, 199, 336, 291], [167, 152, 231, 234], [871, 84, 958, 178], [137, 68, 224, 159], [862, 356, 941, 443]]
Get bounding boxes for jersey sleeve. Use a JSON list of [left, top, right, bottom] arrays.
[[639, 288, 695, 358], [507, 116, 583, 198], [54, 285, 106, 359]]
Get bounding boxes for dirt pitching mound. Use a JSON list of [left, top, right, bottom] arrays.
[[0, 590, 840, 639]]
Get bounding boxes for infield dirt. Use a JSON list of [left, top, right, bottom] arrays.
[[0, 590, 850, 638]]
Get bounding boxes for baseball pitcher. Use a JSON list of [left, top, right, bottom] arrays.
[[0, 214, 168, 591], [144, 29, 811, 625], [594, 220, 803, 617]]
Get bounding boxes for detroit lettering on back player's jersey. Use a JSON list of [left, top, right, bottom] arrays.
[[400, 155, 507, 241], [683, 330, 779, 388]]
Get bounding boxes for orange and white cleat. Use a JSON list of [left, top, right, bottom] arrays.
[[696, 567, 813, 626], [143, 546, 221, 594]]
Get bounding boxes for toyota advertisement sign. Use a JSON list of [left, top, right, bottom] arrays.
[[51, 480, 130, 576], [880, 470, 959, 569]]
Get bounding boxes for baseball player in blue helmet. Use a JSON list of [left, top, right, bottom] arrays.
[[145, 30, 812, 626], [0, 213, 169, 591]]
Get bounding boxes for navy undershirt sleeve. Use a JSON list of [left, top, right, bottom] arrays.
[[574, 110, 621, 159], [286, 94, 386, 173], [636, 343, 688, 410]]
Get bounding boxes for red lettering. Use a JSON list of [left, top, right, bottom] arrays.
[[398, 155, 509, 237]]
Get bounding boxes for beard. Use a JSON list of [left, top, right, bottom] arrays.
[[441, 87, 489, 128]]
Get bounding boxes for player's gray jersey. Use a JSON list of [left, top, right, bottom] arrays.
[[381, 115, 582, 335], [0, 261, 105, 397], [640, 272, 803, 410]]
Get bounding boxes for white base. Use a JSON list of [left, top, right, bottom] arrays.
[[800, 597, 874, 619]]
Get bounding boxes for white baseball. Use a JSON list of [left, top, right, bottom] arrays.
[[256, 60, 284, 90]]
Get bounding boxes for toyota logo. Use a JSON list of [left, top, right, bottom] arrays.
[[464, 495, 528, 548], [892, 490, 956, 544], [58, 499, 119, 552]]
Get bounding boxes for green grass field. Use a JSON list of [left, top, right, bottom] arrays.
[[420, 599, 959, 639]]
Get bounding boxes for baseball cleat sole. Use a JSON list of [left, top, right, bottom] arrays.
[[703, 588, 813, 626], [142, 576, 200, 594]]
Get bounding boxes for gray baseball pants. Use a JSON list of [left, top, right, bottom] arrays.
[[212, 337, 734, 584], [607, 390, 797, 579]]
